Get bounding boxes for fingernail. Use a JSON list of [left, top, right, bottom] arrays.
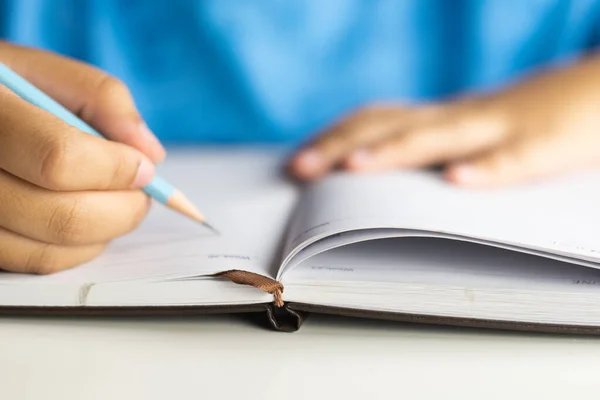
[[346, 149, 371, 169], [450, 164, 484, 184], [132, 158, 155, 188], [296, 149, 323, 172], [139, 123, 167, 164]]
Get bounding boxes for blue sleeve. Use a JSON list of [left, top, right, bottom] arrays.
[[1, 0, 600, 145], [592, 17, 600, 48]]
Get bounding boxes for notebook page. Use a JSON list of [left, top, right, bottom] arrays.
[[282, 238, 600, 325], [282, 169, 600, 267], [285, 237, 600, 290], [281, 228, 600, 280], [0, 147, 298, 285]]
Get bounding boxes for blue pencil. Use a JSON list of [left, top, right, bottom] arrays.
[[0, 61, 217, 233]]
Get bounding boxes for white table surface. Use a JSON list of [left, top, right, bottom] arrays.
[[1, 313, 599, 400]]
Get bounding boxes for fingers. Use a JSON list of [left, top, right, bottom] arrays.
[[0, 86, 155, 191], [0, 42, 161, 274], [290, 106, 419, 180], [0, 226, 105, 274], [0, 170, 151, 246], [0, 41, 166, 163], [345, 105, 509, 171], [445, 134, 589, 187], [289, 101, 511, 180]]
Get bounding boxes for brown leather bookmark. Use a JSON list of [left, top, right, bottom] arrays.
[[214, 270, 284, 307]]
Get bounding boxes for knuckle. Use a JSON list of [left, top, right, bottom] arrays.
[[97, 75, 130, 103], [38, 127, 77, 190], [319, 112, 376, 150], [333, 106, 380, 131], [78, 74, 131, 122], [353, 105, 390, 125], [25, 244, 66, 275], [46, 196, 88, 245], [456, 99, 508, 135], [125, 194, 151, 233], [108, 148, 135, 188]]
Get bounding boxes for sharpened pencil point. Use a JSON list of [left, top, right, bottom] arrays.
[[166, 190, 219, 234], [202, 221, 220, 235]]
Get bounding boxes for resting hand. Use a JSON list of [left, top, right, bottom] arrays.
[[290, 54, 600, 187]]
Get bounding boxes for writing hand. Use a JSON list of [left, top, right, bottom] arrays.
[[0, 41, 165, 273]]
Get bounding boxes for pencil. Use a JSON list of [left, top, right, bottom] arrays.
[[0, 61, 218, 234]]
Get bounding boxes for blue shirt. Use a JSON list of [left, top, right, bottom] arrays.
[[1, 0, 599, 144]]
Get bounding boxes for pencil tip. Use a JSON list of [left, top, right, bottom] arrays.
[[202, 221, 220, 235], [166, 191, 219, 234]]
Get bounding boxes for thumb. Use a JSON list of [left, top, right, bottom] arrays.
[[0, 41, 166, 164]]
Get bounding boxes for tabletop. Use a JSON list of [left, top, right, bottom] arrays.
[[1, 312, 599, 400]]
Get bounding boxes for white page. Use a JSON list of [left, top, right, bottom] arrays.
[[284, 237, 600, 291], [281, 228, 600, 280], [281, 169, 600, 275], [282, 238, 600, 325], [0, 147, 299, 285]]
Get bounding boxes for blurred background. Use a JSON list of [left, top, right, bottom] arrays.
[[0, 0, 598, 144]]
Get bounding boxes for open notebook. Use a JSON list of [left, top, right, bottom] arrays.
[[2, 146, 600, 334]]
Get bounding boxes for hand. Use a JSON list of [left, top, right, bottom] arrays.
[[0, 41, 166, 274], [290, 54, 600, 187]]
